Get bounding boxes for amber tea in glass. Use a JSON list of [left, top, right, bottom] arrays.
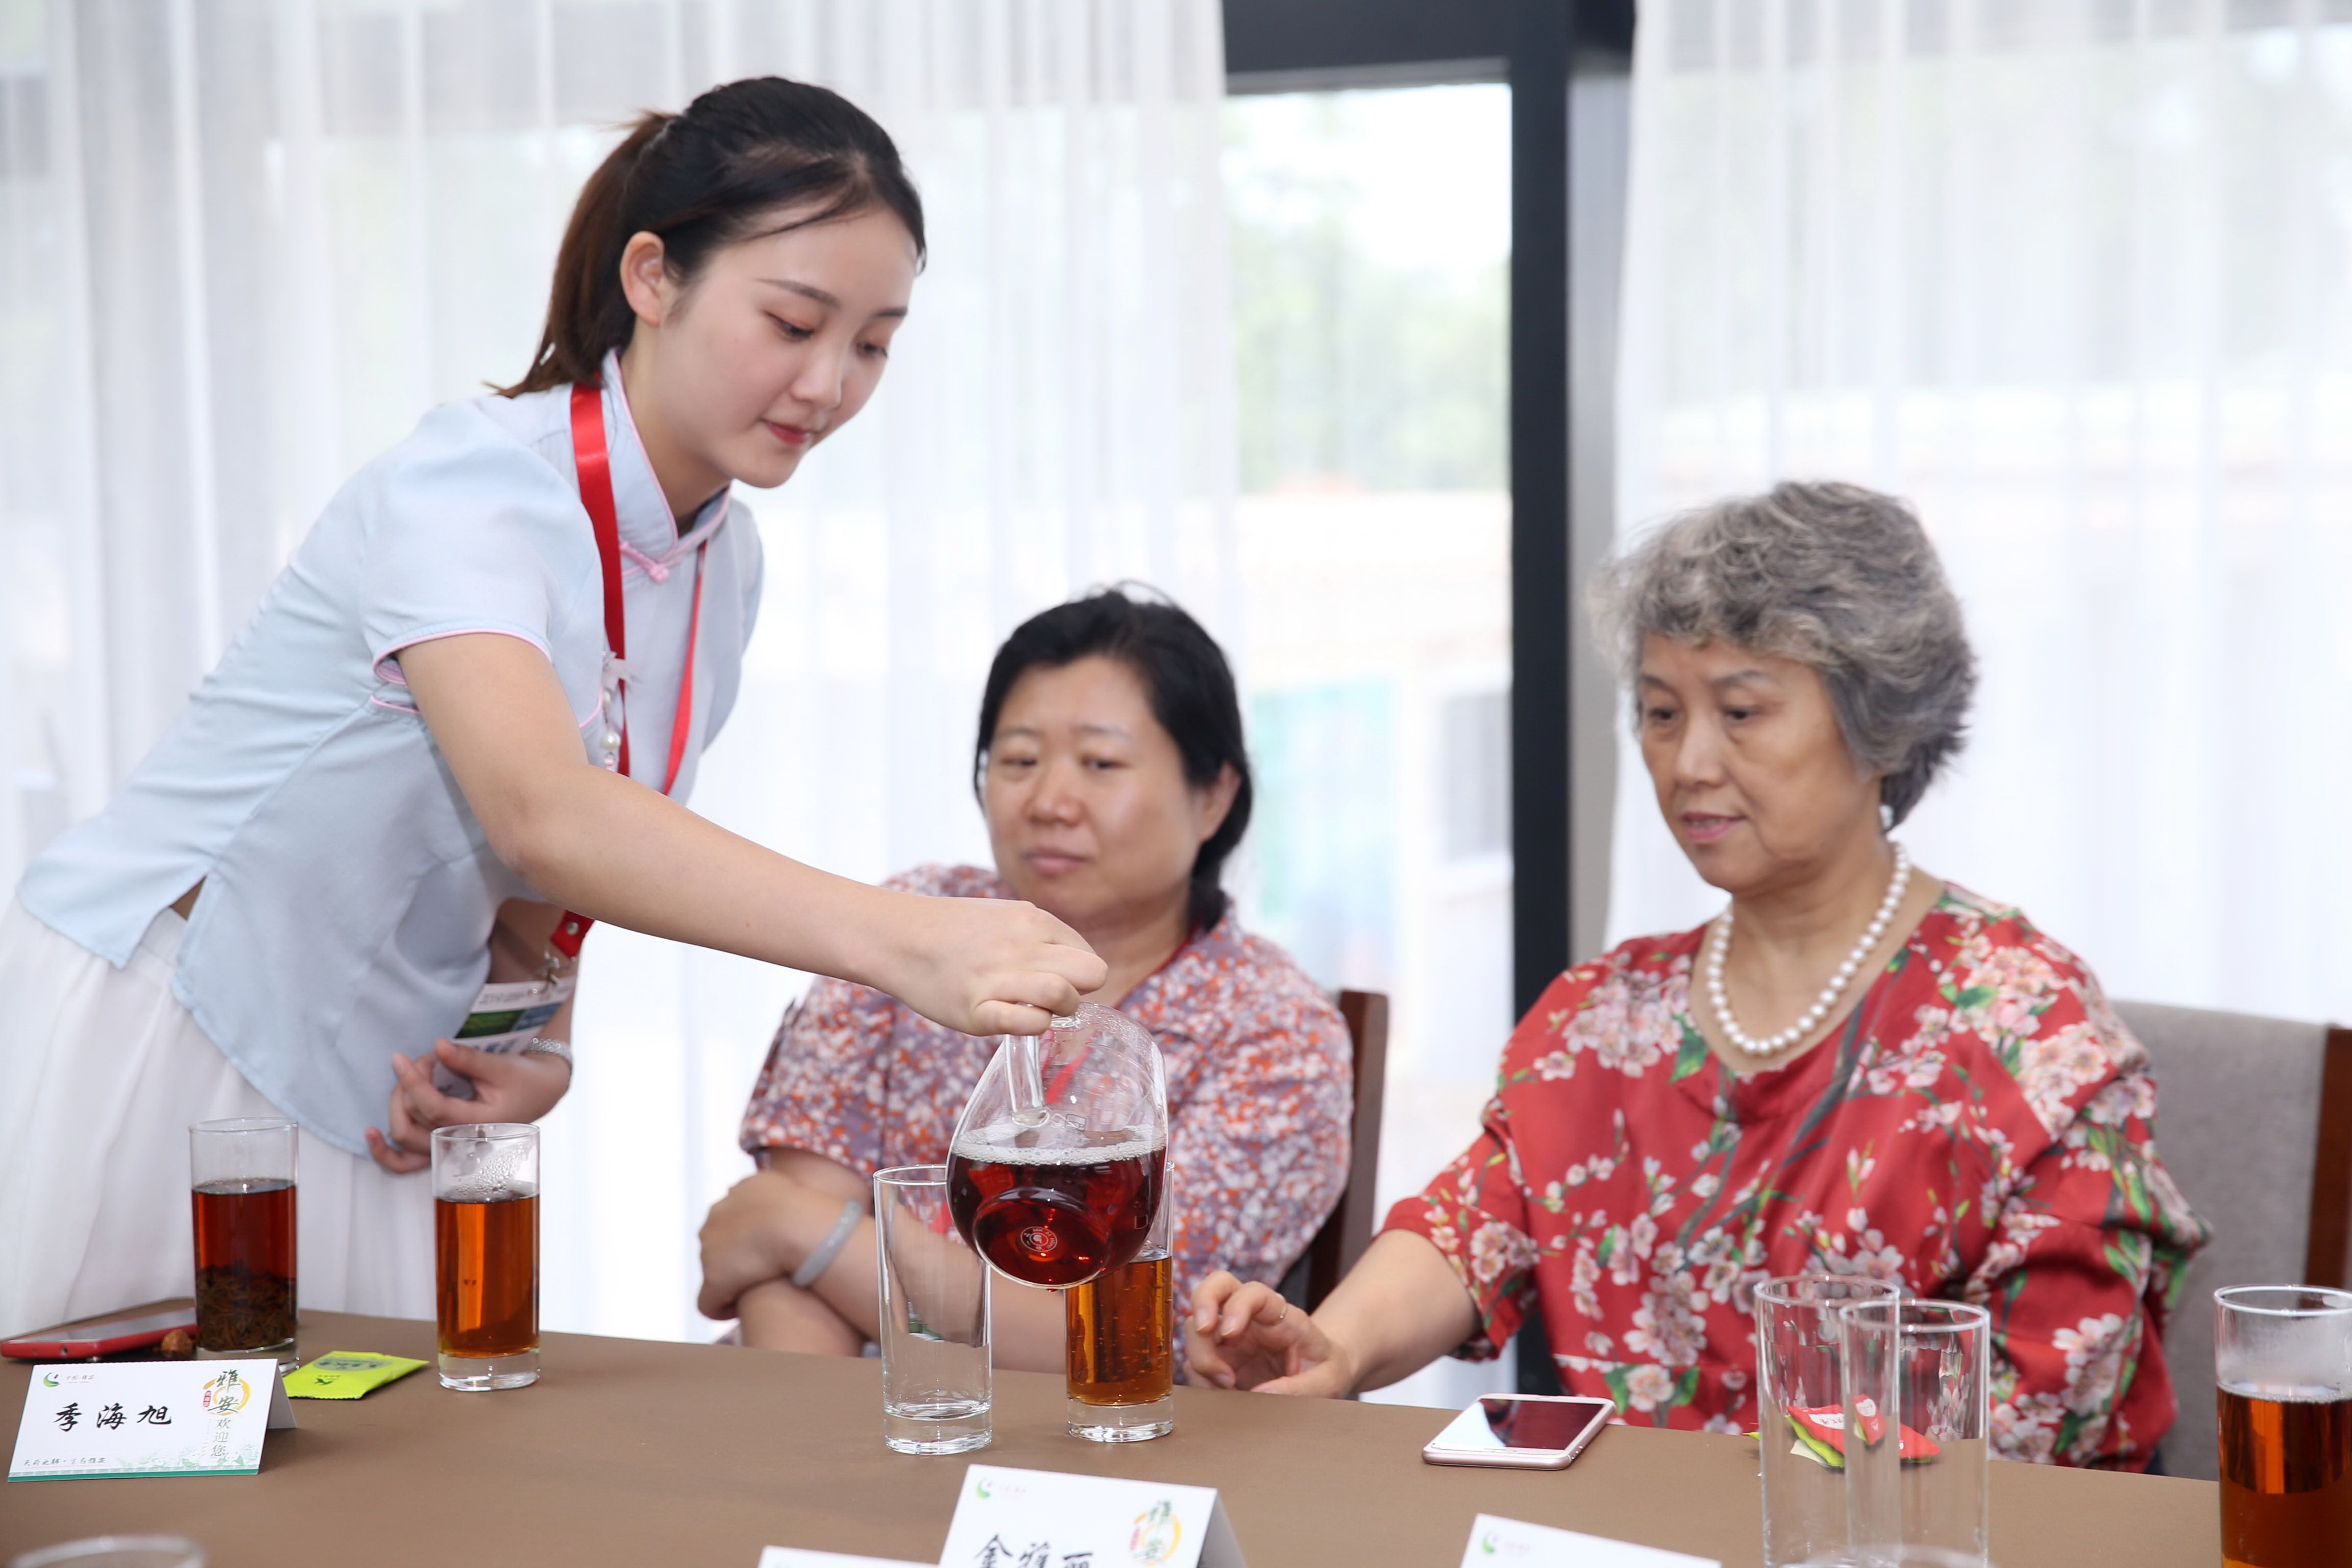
[[2217, 1285, 2352, 1568], [188, 1118, 298, 1364], [1065, 1167, 1175, 1441], [431, 1123, 539, 1390]]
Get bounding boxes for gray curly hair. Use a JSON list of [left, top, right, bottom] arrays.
[[1587, 481, 1977, 826]]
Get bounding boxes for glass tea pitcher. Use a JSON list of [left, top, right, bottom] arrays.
[[946, 1002, 1168, 1289]]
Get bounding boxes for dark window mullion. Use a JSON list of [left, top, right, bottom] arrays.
[[1509, 0, 1574, 1021]]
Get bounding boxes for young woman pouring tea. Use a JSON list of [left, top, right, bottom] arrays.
[[0, 78, 1103, 1334]]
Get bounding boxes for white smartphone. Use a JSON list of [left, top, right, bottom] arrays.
[[1420, 1393, 1616, 1470]]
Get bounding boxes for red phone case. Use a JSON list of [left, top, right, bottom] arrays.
[[1, 1303, 198, 1361]]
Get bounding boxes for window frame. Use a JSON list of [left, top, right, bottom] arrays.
[[1224, 0, 1635, 1404], [1223, 0, 1634, 1017]]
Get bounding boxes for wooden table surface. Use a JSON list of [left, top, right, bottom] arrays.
[[1, 1311, 2222, 1567]]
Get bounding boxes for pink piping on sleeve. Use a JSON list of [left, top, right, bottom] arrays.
[[378, 627, 596, 725], [372, 626, 552, 687], [373, 629, 600, 729]]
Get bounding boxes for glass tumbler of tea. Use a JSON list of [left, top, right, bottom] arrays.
[[1065, 1164, 1175, 1442], [874, 1164, 992, 1455], [2216, 1284, 2352, 1568], [431, 1123, 539, 1391], [188, 1117, 298, 1365]]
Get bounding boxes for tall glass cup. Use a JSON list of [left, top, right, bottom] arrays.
[[1755, 1275, 1902, 1568], [1065, 1167, 1175, 1441], [431, 1123, 539, 1391], [188, 1118, 297, 1364], [1840, 1298, 1991, 1567], [874, 1164, 991, 1455], [2216, 1285, 2352, 1568]]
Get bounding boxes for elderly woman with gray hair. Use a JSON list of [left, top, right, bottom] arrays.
[[1187, 482, 2208, 1470]]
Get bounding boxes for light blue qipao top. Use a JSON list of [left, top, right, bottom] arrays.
[[17, 358, 763, 1153]]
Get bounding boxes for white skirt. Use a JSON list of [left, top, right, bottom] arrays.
[[0, 897, 435, 1337]]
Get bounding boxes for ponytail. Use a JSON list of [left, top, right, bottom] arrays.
[[515, 115, 672, 395], [501, 78, 925, 397]]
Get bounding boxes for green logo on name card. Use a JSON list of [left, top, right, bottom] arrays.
[[1128, 1499, 1181, 1565]]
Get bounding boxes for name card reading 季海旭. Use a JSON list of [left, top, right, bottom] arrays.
[[935, 1464, 1245, 1568], [9, 1359, 296, 1481], [1460, 1514, 1720, 1568]]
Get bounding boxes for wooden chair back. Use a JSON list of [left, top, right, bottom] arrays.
[[1279, 989, 1390, 1312], [2310, 1024, 2352, 1290], [2114, 1001, 2352, 1480]]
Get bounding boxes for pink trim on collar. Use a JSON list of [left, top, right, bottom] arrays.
[[600, 351, 730, 579], [619, 540, 673, 582]]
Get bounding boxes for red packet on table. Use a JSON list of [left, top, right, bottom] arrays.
[[1786, 1401, 1943, 1467]]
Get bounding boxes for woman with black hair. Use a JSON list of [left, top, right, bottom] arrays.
[[0, 78, 1100, 1332], [702, 589, 1353, 1369]]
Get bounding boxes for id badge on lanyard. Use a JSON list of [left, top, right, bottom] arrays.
[[438, 381, 707, 1098]]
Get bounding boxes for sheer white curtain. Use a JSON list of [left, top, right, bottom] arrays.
[[0, 0, 1234, 1340], [1611, 0, 2352, 1029]]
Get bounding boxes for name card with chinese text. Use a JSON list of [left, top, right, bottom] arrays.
[[1459, 1514, 1719, 1568], [9, 1359, 295, 1481], [937, 1464, 1245, 1568]]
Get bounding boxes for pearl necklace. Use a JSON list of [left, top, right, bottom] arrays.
[[1705, 844, 1912, 1058]]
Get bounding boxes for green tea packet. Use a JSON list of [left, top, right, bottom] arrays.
[[282, 1350, 429, 1400]]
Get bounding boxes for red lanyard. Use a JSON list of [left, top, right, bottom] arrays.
[[549, 381, 708, 961]]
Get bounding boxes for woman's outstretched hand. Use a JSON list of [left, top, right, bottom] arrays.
[[363, 1040, 572, 1173], [1184, 1271, 1355, 1398], [877, 894, 1107, 1036]]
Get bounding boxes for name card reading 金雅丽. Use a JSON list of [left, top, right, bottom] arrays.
[[937, 1464, 1246, 1568], [9, 1359, 295, 1481], [1460, 1514, 1720, 1568]]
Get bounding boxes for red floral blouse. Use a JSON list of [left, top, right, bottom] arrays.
[[1385, 884, 2209, 1469], [741, 864, 1354, 1311]]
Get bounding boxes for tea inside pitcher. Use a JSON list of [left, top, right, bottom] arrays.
[[946, 1003, 1169, 1289], [946, 1128, 1165, 1287]]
